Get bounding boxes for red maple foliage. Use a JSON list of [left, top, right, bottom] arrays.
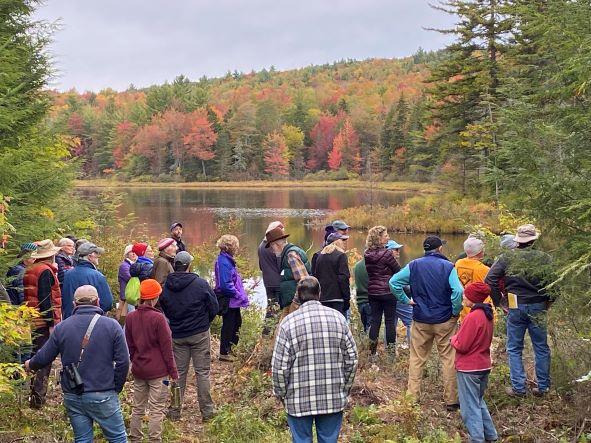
[[183, 110, 217, 162], [263, 132, 289, 177], [307, 113, 342, 170], [131, 122, 168, 174], [332, 118, 361, 173], [112, 121, 137, 168], [67, 112, 85, 135]]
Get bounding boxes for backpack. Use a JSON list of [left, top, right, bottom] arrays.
[[125, 277, 141, 306]]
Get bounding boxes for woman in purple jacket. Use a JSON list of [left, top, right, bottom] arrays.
[[214, 235, 249, 361], [364, 226, 401, 357]]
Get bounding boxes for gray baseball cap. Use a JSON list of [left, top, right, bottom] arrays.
[[174, 251, 194, 266], [77, 242, 105, 257]]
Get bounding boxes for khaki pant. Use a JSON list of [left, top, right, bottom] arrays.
[[407, 318, 458, 405], [129, 376, 168, 442], [172, 330, 214, 419], [274, 301, 300, 339]]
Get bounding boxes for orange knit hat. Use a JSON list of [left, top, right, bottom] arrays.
[[140, 279, 162, 300]]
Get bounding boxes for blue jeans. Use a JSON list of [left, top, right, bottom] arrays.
[[287, 412, 343, 443], [358, 302, 371, 333], [506, 302, 551, 393], [63, 391, 127, 443], [457, 371, 498, 443], [395, 303, 413, 343]]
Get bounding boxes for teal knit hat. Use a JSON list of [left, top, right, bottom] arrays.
[[18, 242, 37, 258]]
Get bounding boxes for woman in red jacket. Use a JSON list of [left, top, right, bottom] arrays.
[[125, 279, 178, 443], [451, 282, 498, 443]]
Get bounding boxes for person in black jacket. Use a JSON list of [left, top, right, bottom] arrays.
[[485, 224, 554, 397], [364, 226, 401, 357], [159, 251, 218, 421], [313, 233, 351, 315]]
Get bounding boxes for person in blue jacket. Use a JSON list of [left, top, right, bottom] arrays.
[[25, 285, 129, 443], [62, 242, 113, 319], [389, 235, 463, 411]]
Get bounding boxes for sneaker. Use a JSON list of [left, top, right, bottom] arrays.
[[531, 387, 549, 397], [505, 386, 526, 397], [445, 403, 460, 412], [219, 354, 234, 362]]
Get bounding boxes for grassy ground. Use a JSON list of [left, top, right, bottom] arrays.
[[74, 178, 439, 193], [1, 309, 588, 443]]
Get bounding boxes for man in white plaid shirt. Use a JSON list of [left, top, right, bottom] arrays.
[[272, 276, 358, 443]]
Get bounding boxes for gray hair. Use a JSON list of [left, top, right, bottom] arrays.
[[58, 237, 75, 247], [296, 276, 321, 303]]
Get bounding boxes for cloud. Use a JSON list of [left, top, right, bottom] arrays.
[[35, 0, 456, 91]]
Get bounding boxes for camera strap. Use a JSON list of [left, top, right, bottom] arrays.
[[77, 314, 101, 367]]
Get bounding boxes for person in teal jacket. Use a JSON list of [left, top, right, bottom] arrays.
[[388, 235, 463, 410]]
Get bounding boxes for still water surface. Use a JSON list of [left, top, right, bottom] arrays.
[[79, 186, 466, 267]]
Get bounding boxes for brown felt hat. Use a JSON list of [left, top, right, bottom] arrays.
[[265, 227, 289, 248], [30, 240, 61, 260]]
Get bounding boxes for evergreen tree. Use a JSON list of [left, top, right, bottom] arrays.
[[427, 0, 512, 193]]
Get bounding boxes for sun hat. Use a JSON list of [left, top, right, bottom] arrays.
[[332, 220, 350, 231], [140, 279, 162, 300], [265, 221, 284, 234], [30, 240, 61, 260], [423, 235, 446, 251], [174, 251, 194, 266], [514, 224, 539, 244], [464, 237, 485, 257], [265, 227, 290, 248], [464, 282, 491, 304], [386, 239, 404, 250], [132, 242, 148, 257], [77, 242, 105, 257], [326, 232, 350, 244], [157, 238, 175, 251]]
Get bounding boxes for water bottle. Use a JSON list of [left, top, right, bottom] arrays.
[[170, 381, 181, 409]]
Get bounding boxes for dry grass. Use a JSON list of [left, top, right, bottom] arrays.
[[74, 178, 440, 193]]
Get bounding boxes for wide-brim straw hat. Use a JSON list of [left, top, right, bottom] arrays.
[[31, 239, 61, 259]]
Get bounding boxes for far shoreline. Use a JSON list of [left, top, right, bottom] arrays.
[[74, 178, 440, 193]]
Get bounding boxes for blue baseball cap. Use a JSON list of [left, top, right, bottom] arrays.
[[386, 240, 403, 250]]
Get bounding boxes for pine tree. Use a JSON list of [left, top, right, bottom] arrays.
[[427, 0, 512, 193]]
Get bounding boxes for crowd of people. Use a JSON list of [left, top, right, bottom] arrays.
[[1, 218, 555, 443]]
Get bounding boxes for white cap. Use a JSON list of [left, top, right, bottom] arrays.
[[464, 237, 485, 257], [124, 244, 133, 257]]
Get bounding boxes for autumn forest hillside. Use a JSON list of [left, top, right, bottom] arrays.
[[48, 50, 445, 182]]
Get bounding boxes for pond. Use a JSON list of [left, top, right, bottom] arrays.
[[78, 186, 467, 268]]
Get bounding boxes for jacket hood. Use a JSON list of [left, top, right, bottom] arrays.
[[472, 303, 494, 320], [165, 271, 199, 292], [72, 304, 104, 316]]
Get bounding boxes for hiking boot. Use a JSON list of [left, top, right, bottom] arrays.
[[445, 403, 460, 412], [369, 340, 378, 355], [29, 392, 45, 409], [166, 408, 181, 421], [505, 386, 526, 398], [531, 387, 549, 397], [219, 354, 235, 362]]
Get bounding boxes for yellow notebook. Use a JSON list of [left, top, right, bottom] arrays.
[[508, 292, 518, 309]]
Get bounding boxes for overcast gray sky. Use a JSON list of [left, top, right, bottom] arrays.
[[35, 0, 456, 92]]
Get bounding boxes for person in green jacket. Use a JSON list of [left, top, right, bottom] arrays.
[[353, 258, 370, 332]]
